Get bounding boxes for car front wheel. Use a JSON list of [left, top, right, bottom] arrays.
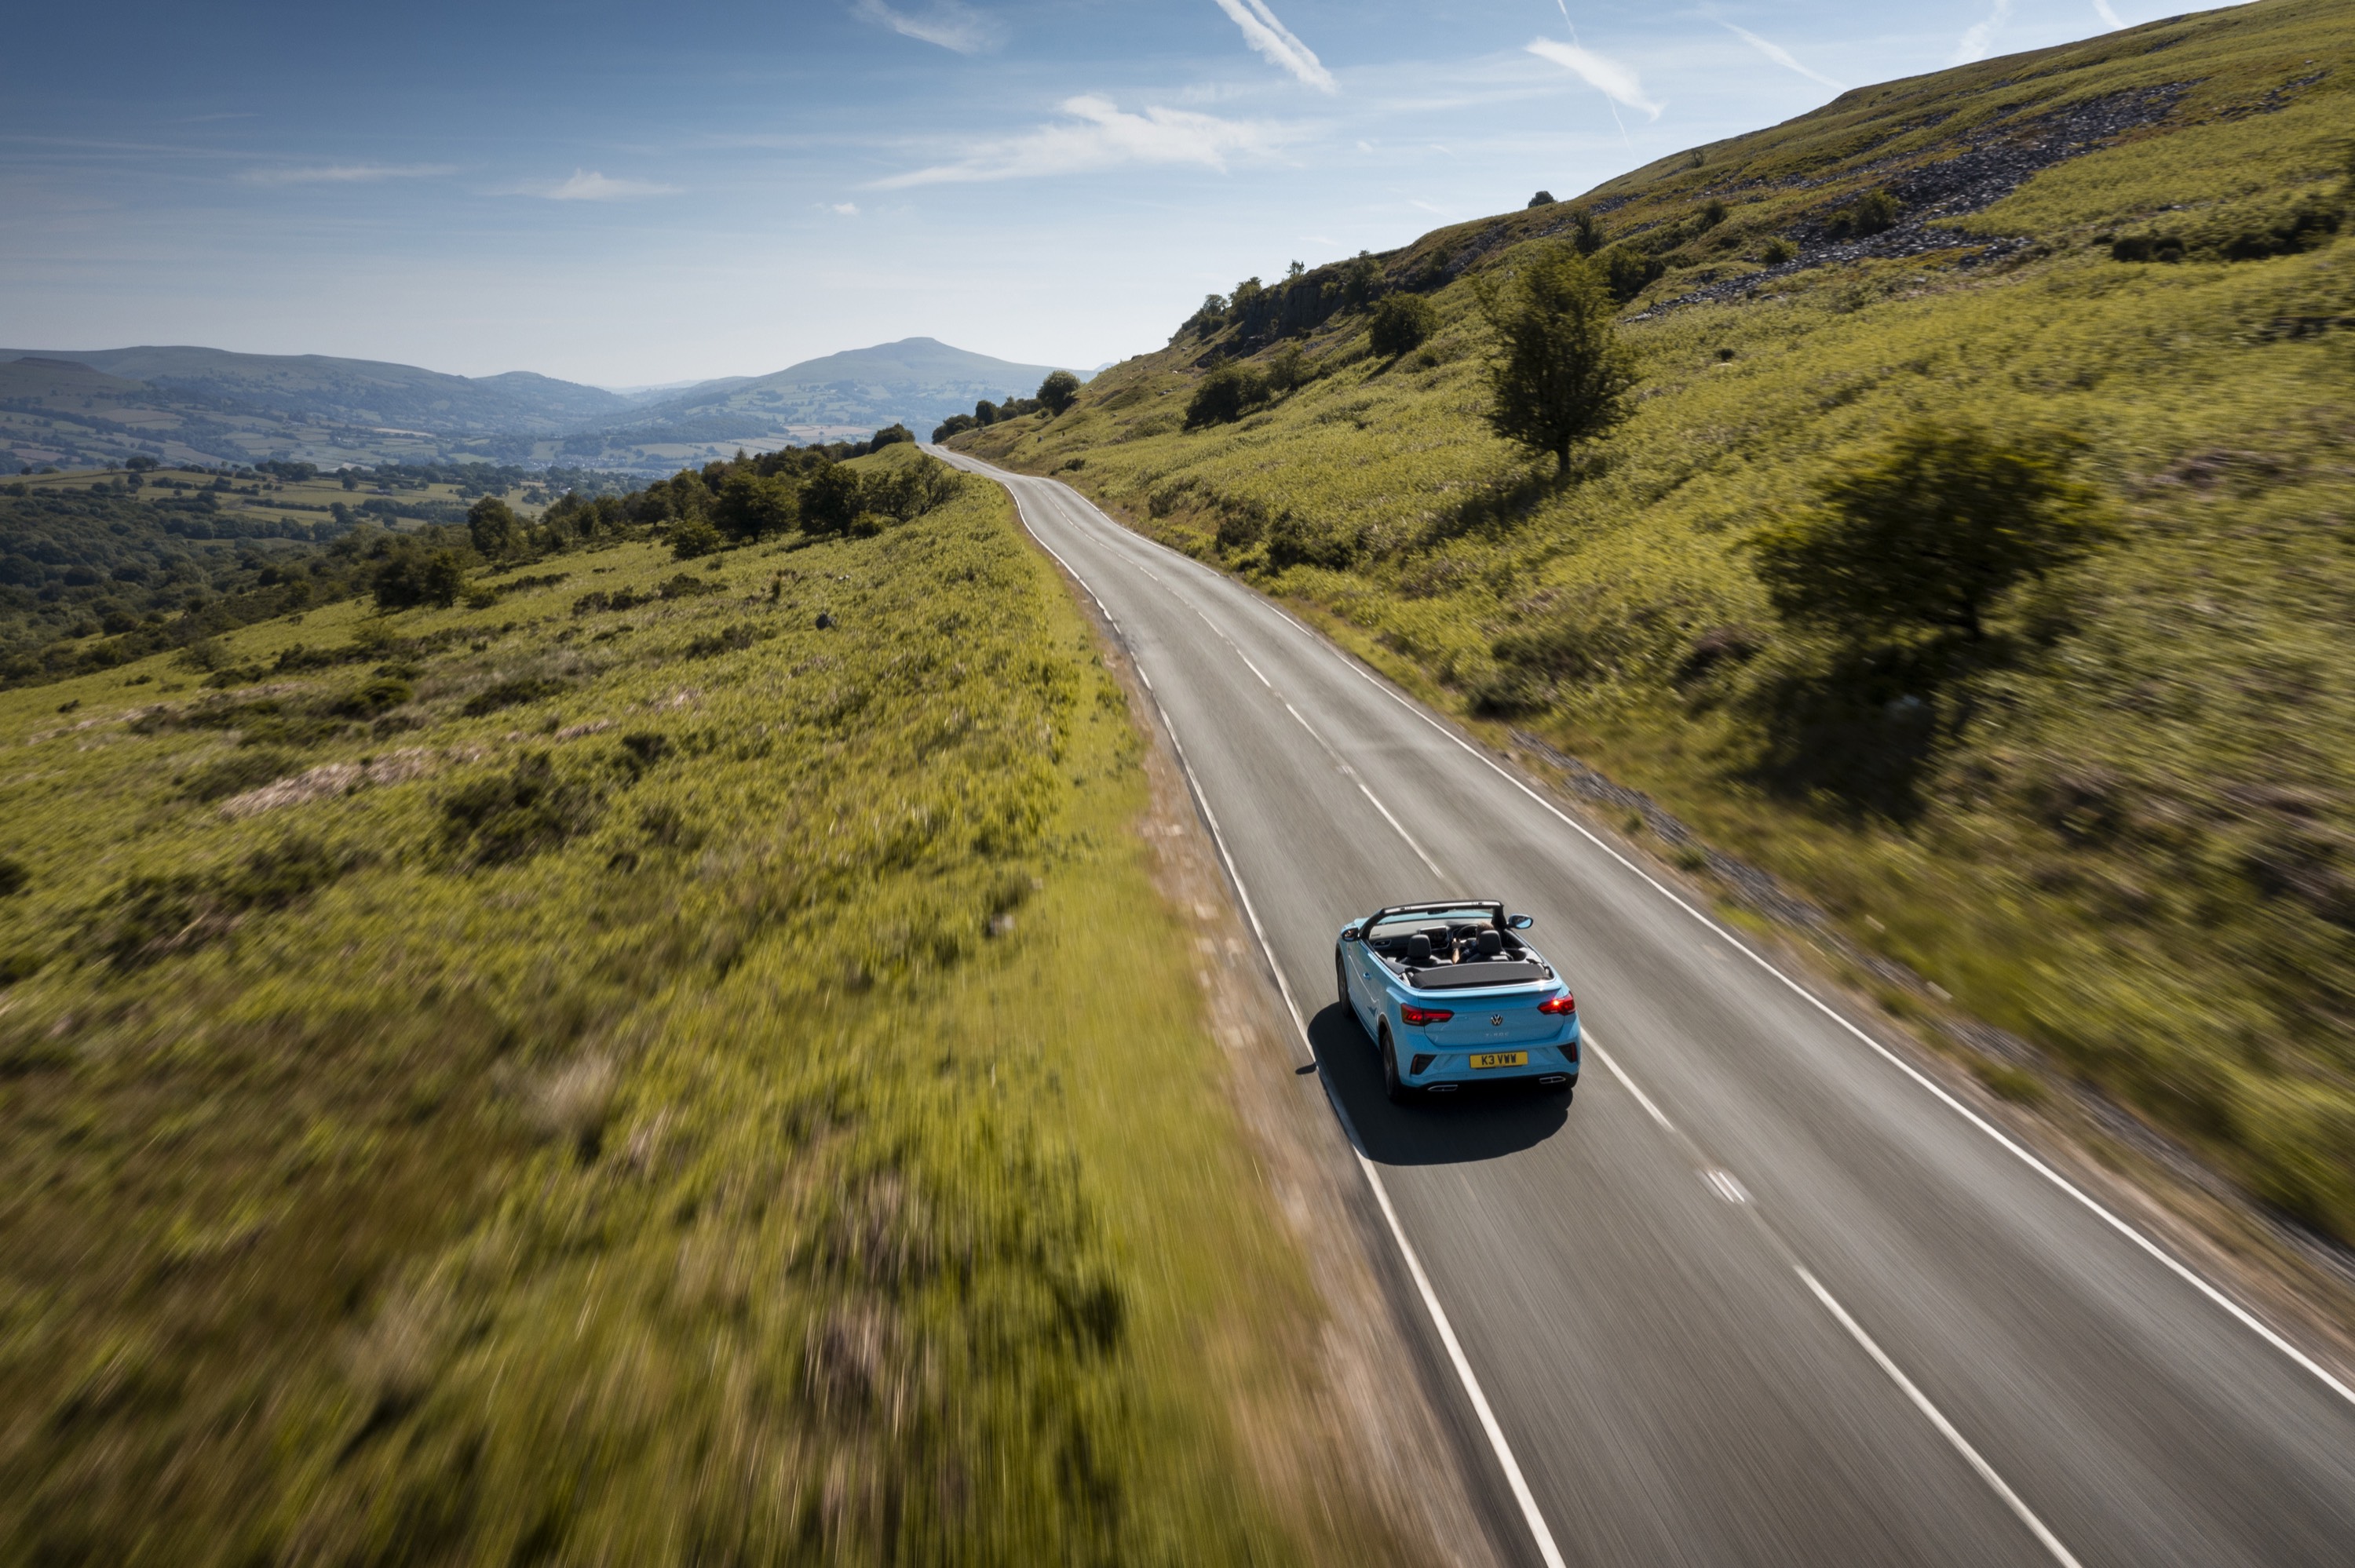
[[1336, 951, 1365, 1036]]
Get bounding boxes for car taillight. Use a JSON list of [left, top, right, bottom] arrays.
[[1538, 993, 1576, 1016], [1400, 1005, 1453, 1026]]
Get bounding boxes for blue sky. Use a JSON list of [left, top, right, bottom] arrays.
[[1, 0, 2201, 385]]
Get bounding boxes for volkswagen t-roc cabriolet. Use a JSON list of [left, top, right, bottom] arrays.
[[1337, 901, 1579, 1103]]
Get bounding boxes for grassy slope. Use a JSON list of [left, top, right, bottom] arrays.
[[951, 0, 2355, 1235], [0, 449, 1400, 1563]]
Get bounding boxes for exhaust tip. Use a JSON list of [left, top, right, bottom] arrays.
[[1426, 1082, 1459, 1093], [1537, 1074, 1568, 1085]]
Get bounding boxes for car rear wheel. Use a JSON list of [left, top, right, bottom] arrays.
[[1379, 1025, 1415, 1105]]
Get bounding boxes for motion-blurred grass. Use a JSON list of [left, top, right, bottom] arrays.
[[954, 0, 2355, 1237], [0, 453, 1388, 1563]]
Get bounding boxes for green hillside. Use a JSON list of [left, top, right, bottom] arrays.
[[950, 0, 2355, 1235], [0, 445, 1411, 1564]]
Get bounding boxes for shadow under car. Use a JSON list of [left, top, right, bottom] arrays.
[[1306, 1002, 1571, 1167]]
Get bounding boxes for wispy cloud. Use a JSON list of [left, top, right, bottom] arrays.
[[240, 162, 454, 186], [872, 95, 1276, 187], [1526, 37, 1662, 120], [1952, 0, 2014, 64], [1719, 22, 1842, 91], [535, 169, 681, 201], [830, 201, 860, 214], [2090, 0, 2124, 28], [853, 0, 1005, 54], [1209, 0, 1335, 92]]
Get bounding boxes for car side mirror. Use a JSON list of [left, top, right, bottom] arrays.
[[1506, 913, 1535, 931], [1341, 927, 1360, 943]]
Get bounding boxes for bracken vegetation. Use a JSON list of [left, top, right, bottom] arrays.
[[0, 443, 1407, 1563], [949, 0, 2355, 1238]]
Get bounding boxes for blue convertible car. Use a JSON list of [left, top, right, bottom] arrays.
[[1337, 900, 1579, 1103]]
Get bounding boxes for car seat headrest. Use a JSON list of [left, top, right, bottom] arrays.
[[1476, 928, 1503, 957], [1407, 933, 1433, 963]]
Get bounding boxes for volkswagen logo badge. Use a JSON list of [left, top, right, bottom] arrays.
[[1489, 1013, 1504, 1026]]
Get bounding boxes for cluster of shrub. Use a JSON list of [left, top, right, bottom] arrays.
[[77, 834, 364, 970], [568, 573, 721, 618], [375, 432, 971, 607], [1180, 198, 1764, 408], [166, 622, 471, 699], [2109, 170, 2348, 264], [652, 435, 966, 560], [929, 370, 1082, 441], [50, 708, 694, 974], [1177, 178, 1948, 443], [0, 431, 967, 687], [1185, 253, 1392, 350], [1820, 189, 1902, 243], [0, 483, 392, 685], [1181, 338, 1334, 429]]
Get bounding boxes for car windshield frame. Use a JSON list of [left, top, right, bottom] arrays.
[[1362, 901, 1505, 938]]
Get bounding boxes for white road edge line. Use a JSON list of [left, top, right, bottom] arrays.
[[1796, 1267, 2086, 1568], [974, 465, 1572, 1568]]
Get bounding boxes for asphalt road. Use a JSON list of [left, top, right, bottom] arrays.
[[933, 447, 2355, 1568]]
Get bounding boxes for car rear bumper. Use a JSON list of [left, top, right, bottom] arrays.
[[1403, 1041, 1579, 1090]]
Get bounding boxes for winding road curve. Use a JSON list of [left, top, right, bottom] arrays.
[[933, 447, 2355, 1567]]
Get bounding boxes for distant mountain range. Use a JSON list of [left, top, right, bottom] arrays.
[[0, 337, 1073, 473], [571, 338, 1065, 462]]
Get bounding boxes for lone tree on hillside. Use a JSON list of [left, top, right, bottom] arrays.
[[372, 545, 466, 611], [467, 496, 522, 560], [1476, 243, 1638, 476], [1185, 363, 1269, 429], [1368, 294, 1437, 358], [668, 516, 723, 560], [1597, 245, 1662, 303], [714, 471, 795, 542], [1036, 369, 1082, 415], [800, 463, 867, 536], [1747, 421, 2109, 644]]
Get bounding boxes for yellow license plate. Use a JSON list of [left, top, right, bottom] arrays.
[[1470, 1051, 1528, 1070]]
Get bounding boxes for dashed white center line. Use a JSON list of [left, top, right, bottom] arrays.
[[1705, 1169, 1752, 1205], [1586, 1037, 1676, 1133]]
